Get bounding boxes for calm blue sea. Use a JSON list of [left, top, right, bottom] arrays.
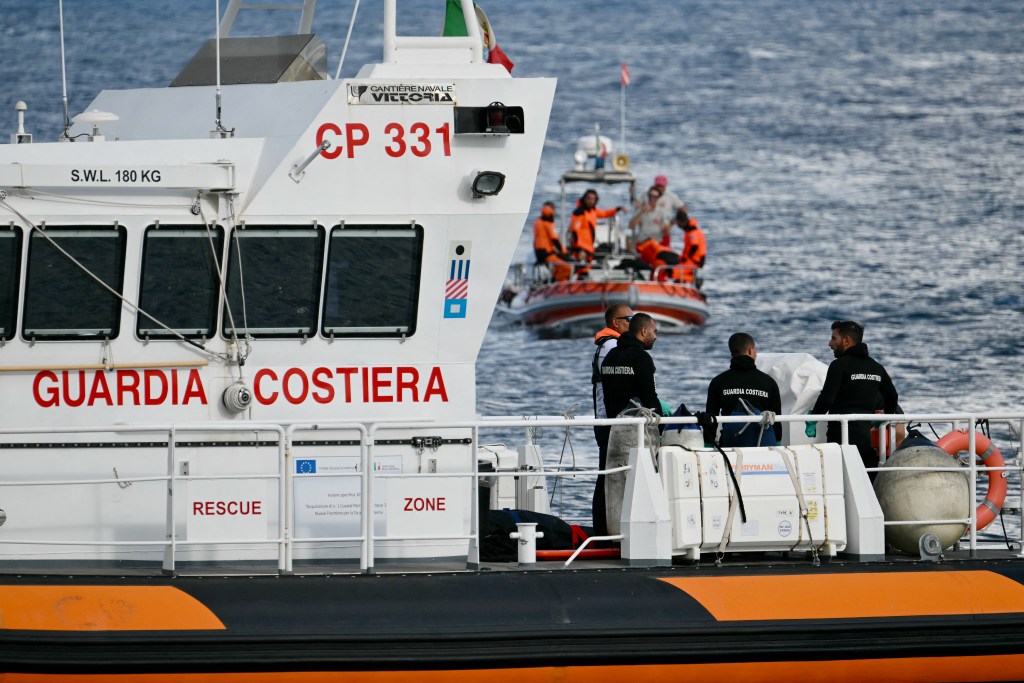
[[3, 0, 1023, 522]]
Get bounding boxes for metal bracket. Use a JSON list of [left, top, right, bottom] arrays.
[[411, 436, 443, 454]]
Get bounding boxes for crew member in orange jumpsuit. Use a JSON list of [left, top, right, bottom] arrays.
[[635, 237, 681, 282], [674, 208, 706, 283], [569, 189, 623, 279], [532, 201, 571, 281]]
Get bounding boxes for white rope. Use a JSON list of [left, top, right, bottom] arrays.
[[758, 410, 776, 446], [197, 194, 248, 379], [197, 194, 249, 370], [630, 401, 662, 460], [716, 448, 744, 564], [774, 446, 820, 565], [549, 403, 580, 506]]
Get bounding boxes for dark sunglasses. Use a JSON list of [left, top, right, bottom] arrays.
[[616, 315, 633, 322]]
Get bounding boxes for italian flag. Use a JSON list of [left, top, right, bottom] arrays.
[[442, 0, 514, 73]]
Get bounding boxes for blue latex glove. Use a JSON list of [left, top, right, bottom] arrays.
[[805, 412, 817, 439], [659, 398, 674, 417]]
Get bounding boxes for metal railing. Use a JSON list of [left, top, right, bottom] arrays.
[[0, 411, 1020, 574]]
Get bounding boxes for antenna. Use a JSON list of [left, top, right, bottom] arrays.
[[213, 0, 235, 138], [335, 0, 362, 79], [58, 0, 71, 140]]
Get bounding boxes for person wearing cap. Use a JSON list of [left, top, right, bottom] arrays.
[[569, 189, 624, 278], [532, 201, 571, 281], [653, 175, 685, 245]]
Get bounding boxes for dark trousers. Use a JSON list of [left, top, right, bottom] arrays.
[[827, 422, 876, 479], [592, 425, 610, 536]]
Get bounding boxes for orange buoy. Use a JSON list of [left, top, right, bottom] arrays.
[[936, 431, 1007, 531]]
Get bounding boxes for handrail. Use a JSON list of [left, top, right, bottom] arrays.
[[0, 411, 1020, 574], [0, 422, 286, 574], [383, 0, 483, 65]]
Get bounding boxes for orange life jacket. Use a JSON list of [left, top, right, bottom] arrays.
[[593, 327, 620, 344], [569, 205, 618, 261], [636, 238, 681, 281], [533, 217, 563, 262], [682, 224, 706, 268]]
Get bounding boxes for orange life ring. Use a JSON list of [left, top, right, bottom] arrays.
[[936, 431, 1006, 531]]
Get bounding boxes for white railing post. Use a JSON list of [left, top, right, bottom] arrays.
[[1018, 418, 1024, 557], [468, 424, 481, 569], [968, 418, 978, 557], [162, 426, 176, 574], [280, 429, 292, 575], [363, 424, 375, 574]]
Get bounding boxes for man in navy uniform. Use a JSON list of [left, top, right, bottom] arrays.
[[808, 320, 899, 472], [705, 332, 782, 446]]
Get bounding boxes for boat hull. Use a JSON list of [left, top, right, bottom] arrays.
[[503, 280, 709, 338], [4, 561, 1024, 681]]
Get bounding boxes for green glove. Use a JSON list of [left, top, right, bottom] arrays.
[[659, 398, 674, 417], [805, 412, 817, 439]]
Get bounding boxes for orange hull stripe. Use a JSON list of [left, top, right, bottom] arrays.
[[0, 586, 225, 631], [660, 570, 1024, 620], [4, 656, 1024, 683]]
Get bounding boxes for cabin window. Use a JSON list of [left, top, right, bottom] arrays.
[[223, 226, 324, 338], [0, 228, 22, 341], [322, 225, 423, 337], [22, 227, 127, 340], [137, 227, 224, 339]]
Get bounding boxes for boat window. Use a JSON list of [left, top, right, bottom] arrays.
[[223, 226, 324, 338], [322, 226, 423, 337], [0, 228, 22, 341], [22, 227, 127, 340], [137, 227, 224, 339]]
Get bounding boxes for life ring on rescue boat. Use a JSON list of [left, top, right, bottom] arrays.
[[936, 430, 1006, 531]]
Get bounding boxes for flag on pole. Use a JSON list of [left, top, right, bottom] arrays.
[[442, 0, 514, 73], [620, 63, 631, 87]]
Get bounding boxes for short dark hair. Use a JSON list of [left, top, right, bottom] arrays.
[[604, 304, 631, 326], [831, 320, 864, 344], [628, 312, 654, 335], [728, 332, 755, 356]]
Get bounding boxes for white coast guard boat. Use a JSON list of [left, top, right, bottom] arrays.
[[498, 132, 709, 338], [1, 3, 1024, 682]]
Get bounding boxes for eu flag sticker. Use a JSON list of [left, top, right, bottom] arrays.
[[295, 459, 317, 474]]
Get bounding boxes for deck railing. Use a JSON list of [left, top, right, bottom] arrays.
[[0, 412, 1020, 574]]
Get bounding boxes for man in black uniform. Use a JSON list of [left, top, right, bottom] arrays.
[[705, 332, 782, 446], [809, 320, 899, 471], [601, 313, 661, 419]]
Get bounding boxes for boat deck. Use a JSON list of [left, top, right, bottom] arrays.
[[3, 544, 1020, 578]]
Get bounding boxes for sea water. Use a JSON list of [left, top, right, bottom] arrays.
[[2, 0, 1022, 530]]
